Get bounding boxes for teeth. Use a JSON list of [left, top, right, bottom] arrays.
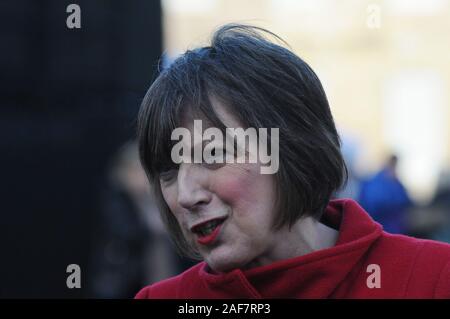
[[198, 220, 221, 236]]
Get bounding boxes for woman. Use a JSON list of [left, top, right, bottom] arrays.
[[135, 24, 450, 298]]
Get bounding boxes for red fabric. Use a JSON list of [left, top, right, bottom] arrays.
[[135, 199, 450, 298]]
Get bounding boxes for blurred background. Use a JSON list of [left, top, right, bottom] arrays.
[[0, 0, 449, 298]]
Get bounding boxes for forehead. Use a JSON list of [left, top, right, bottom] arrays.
[[180, 96, 243, 131]]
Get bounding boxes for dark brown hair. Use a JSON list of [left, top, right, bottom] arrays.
[[137, 24, 348, 258]]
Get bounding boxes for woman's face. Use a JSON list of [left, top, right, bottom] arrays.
[[159, 102, 280, 273]]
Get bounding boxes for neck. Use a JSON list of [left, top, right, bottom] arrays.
[[245, 216, 339, 270]]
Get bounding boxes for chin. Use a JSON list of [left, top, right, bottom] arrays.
[[208, 263, 237, 274], [206, 253, 248, 274]]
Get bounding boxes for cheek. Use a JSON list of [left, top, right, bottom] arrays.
[[212, 166, 254, 202], [211, 165, 275, 214], [160, 183, 179, 215], [161, 185, 191, 234]]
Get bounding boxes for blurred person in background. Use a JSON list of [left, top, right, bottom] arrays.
[[428, 169, 450, 243], [88, 141, 192, 298], [358, 154, 413, 234]]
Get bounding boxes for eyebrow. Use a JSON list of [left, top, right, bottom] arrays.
[[190, 137, 248, 157]]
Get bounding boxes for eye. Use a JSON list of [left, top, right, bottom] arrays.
[[202, 147, 227, 170], [202, 161, 226, 170], [159, 167, 178, 183]]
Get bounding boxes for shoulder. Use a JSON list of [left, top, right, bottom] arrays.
[[371, 233, 450, 297], [406, 237, 450, 298], [374, 232, 450, 264], [135, 262, 204, 299]]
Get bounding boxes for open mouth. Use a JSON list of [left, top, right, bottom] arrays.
[[192, 217, 226, 237]]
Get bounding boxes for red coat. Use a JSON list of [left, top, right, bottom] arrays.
[[135, 199, 450, 298]]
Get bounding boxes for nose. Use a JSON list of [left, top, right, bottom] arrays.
[[176, 163, 211, 211]]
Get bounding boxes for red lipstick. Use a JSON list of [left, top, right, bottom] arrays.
[[197, 223, 223, 246]]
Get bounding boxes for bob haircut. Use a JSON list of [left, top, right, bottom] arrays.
[[138, 24, 348, 258]]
